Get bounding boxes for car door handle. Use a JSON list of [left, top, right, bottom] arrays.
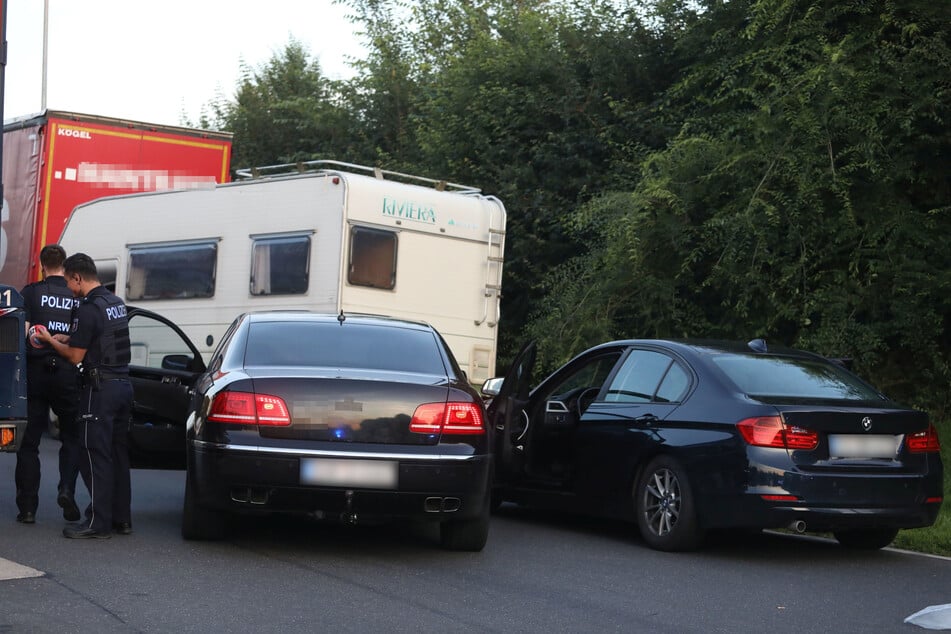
[[635, 413, 659, 425]]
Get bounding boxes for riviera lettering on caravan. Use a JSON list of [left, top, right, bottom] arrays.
[[382, 198, 437, 224], [57, 127, 93, 140]]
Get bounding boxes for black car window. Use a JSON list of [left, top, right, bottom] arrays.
[[655, 362, 690, 403], [605, 350, 678, 403], [710, 354, 882, 400], [548, 354, 621, 402], [245, 321, 447, 375]]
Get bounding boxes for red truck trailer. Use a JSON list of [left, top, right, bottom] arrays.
[[1, 110, 232, 287]]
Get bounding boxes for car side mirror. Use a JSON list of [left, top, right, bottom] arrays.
[[481, 377, 504, 398], [161, 354, 191, 371]]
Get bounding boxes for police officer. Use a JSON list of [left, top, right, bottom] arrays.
[[38, 253, 133, 539], [15, 245, 82, 525]]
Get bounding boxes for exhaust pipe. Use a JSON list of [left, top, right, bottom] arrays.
[[424, 497, 462, 513], [788, 520, 807, 534]]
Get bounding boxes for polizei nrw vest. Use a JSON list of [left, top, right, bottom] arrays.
[[25, 277, 79, 360], [89, 293, 131, 369]]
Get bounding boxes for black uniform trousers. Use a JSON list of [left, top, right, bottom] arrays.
[[76, 378, 133, 533], [15, 357, 81, 515]]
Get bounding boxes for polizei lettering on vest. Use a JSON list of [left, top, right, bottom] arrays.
[[40, 294, 79, 310], [57, 127, 93, 140], [105, 305, 127, 320], [381, 198, 437, 224]]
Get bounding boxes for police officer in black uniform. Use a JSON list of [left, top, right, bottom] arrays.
[[15, 245, 82, 524], [38, 253, 134, 539]]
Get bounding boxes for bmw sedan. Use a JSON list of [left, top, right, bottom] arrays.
[[486, 339, 943, 551], [181, 312, 492, 550]]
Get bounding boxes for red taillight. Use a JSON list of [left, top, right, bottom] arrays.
[[761, 494, 800, 502], [906, 424, 942, 453], [410, 402, 485, 435], [207, 391, 291, 426], [737, 416, 818, 451]]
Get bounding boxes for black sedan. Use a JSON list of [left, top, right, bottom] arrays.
[[178, 312, 492, 550], [486, 339, 943, 551]]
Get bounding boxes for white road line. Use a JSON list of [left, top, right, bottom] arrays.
[[0, 557, 44, 581]]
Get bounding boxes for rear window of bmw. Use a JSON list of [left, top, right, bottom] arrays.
[[244, 322, 447, 375], [710, 354, 883, 401]]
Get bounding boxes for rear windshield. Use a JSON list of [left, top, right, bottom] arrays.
[[245, 321, 448, 375], [710, 354, 883, 401]]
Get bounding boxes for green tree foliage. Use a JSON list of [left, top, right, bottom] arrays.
[[528, 0, 951, 414], [202, 39, 358, 169]]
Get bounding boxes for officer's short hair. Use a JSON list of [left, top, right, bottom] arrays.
[[63, 253, 99, 282], [39, 244, 67, 270]]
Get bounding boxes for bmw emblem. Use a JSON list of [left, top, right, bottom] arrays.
[[861, 416, 873, 432]]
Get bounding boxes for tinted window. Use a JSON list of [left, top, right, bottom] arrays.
[[245, 322, 447, 375], [250, 235, 310, 295], [711, 354, 882, 400], [127, 242, 217, 300], [542, 353, 621, 404], [348, 227, 396, 289], [605, 350, 678, 403], [656, 363, 690, 402]]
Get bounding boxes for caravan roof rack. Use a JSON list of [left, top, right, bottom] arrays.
[[233, 159, 482, 195]]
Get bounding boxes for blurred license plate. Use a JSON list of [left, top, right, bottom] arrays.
[[300, 458, 398, 489], [828, 434, 899, 459]]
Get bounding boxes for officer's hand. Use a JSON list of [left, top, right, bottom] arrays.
[[51, 333, 70, 344]]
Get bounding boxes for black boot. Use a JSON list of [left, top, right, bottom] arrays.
[[57, 488, 81, 522]]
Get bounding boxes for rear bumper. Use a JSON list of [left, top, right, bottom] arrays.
[[188, 440, 492, 522], [748, 502, 942, 532], [0, 420, 27, 452], [693, 453, 944, 532]]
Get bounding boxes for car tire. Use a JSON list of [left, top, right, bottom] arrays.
[[635, 455, 703, 552], [181, 470, 225, 541], [833, 528, 898, 550], [440, 499, 490, 551]]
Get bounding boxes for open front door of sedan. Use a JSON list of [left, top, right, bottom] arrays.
[[486, 341, 536, 483], [126, 307, 206, 468]]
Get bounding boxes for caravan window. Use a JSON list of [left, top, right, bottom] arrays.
[[250, 234, 311, 295], [348, 226, 397, 290], [127, 241, 217, 300]]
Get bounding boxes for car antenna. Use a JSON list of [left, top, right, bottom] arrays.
[[337, 310, 346, 325]]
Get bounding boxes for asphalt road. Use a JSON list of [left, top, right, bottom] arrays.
[[2, 441, 949, 633]]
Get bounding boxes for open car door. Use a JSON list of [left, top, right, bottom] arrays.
[[126, 307, 206, 468], [486, 340, 536, 483]]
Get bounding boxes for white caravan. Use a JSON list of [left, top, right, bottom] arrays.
[[59, 161, 506, 383]]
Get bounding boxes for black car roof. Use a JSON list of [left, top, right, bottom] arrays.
[[585, 338, 819, 360], [241, 311, 435, 331]]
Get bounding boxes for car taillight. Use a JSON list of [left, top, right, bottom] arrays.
[[410, 402, 485, 435], [207, 391, 291, 426], [737, 416, 818, 451], [906, 424, 941, 453]]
